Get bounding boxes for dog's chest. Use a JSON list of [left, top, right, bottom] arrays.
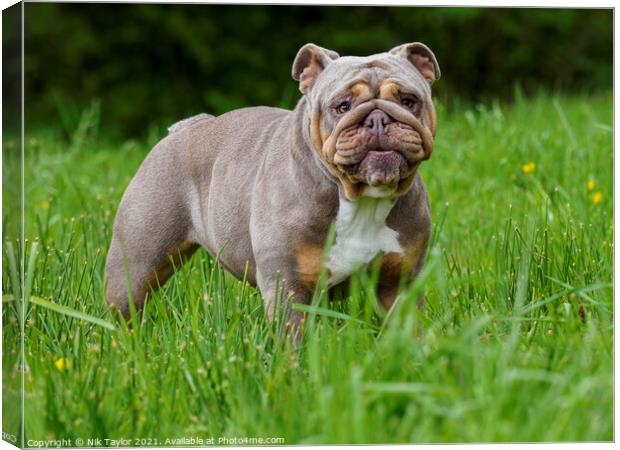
[[326, 197, 403, 286]]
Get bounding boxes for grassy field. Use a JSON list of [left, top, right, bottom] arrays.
[[2, 92, 613, 444]]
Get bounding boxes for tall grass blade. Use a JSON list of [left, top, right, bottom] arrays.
[[29, 296, 116, 331], [24, 241, 39, 313]]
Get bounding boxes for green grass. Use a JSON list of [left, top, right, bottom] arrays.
[[3, 92, 613, 444]]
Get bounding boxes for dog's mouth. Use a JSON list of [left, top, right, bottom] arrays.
[[343, 149, 408, 187], [332, 113, 427, 190]]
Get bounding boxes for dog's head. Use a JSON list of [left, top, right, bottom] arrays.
[[293, 43, 440, 201]]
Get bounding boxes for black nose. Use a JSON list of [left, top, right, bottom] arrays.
[[363, 109, 394, 135]]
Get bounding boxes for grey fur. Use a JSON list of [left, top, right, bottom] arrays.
[[168, 113, 215, 134], [105, 43, 440, 337]]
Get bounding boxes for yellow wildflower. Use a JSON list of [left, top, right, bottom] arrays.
[[591, 191, 603, 205], [587, 179, 595, 191], [522, 162, 536, 174], [40, 200, 50, 210], [54, 358, 70, 372]]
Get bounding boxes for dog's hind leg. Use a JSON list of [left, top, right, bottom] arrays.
[[104, 144, 199, 319], [105, 233, 198, 319]]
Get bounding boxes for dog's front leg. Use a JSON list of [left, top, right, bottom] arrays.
[[378, 230, 430, 311], [255, 263, 313, 344]]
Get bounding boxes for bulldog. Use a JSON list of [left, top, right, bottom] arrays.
[[105, 42, 440, 333]]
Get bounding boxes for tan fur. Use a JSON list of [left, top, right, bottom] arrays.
[[410, 54, 437, 81], [295, 241, 330, 289], [377, 231, 430, 309], [389, 42, 441, 82], [426, 108, 437, 137], [351, 81, 372, 99], [314, 122, 364, 201], [404, 234, 429, 270], [293, 44, 340, 94], [378, 285, 399, 309], [379, 81, 400, 102], [380, 251, 405, 282], [378, 252, 404, 310], [299, 53, 319, 93], [310, 111, 324, 158]]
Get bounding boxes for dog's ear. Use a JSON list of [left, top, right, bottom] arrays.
[[389, 42, 440, 83], [292, 43, 340, 94]]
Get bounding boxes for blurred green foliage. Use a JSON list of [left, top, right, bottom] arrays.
[[17, 4, 612, 138]]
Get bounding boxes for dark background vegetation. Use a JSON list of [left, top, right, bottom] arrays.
[[13, 4, 613, 139]]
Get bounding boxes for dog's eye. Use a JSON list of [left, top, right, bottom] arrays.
[[401, 97, 418, 109], [336, 101, 351, 114]]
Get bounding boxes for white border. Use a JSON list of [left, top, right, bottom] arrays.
[[0, 2, 615, 450]]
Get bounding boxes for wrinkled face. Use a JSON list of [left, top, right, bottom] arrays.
[[297, 48, 438, 201]]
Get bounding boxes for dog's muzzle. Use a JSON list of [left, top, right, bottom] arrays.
[[325, 100, 434, 187]]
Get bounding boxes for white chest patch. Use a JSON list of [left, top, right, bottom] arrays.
[[327, 196, 403, 286]]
